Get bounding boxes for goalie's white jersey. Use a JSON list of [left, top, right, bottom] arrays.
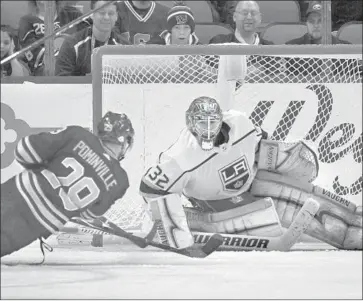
[[140, 110, 264, 202]]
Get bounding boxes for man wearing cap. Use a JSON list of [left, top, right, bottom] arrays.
[[148, 5, 199, 45], [286, 1, 350, 44]]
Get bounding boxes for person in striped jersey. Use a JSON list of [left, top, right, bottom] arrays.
[[115, 1, 169, 45], [1, 111, 134, 257]]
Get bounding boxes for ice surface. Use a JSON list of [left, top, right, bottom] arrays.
[[1, 243, 362, 300]]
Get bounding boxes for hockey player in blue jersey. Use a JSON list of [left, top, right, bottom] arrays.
[[1, 111, 135, 257]]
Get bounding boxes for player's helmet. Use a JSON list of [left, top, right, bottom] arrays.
[[186, 96, 223, 151], [97, 111, 135, 160]]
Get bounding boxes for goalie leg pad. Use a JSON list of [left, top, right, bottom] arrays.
[[147, 194, 194, 249], [185, 197, 284, 237], [250, 171, 362, 250]]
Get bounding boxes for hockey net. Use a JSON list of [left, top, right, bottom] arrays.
[[91, 45, 362, 234]]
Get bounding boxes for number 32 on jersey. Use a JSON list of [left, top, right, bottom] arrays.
[[146, 166, 169, 190]]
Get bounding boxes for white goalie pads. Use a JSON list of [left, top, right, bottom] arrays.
[[145, 194, 194, 249], [257, 139, 319, 183], [250, 170, 362, 250], [185, 197, 284, 237]]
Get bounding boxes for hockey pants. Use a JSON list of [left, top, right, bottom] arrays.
[[1, 176, 51, 257]]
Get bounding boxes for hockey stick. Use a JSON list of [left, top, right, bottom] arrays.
[[67, 198, 319, 252], [0, 0, 119, 66], [193, 198, 320, 251], [71, 217, 224, 258]]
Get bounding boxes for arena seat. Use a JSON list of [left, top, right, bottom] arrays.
[[257, 0, 301, 28], [261, 22, 307, 45], [337, 22, 363, 44], [157, 1, 215, 23], [195, 23, 233, 44]]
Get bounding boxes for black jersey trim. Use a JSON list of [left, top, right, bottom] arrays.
[[232, 129, 256, 146], [140, 180, 171, 196]]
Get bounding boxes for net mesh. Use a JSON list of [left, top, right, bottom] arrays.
[[102, 54, 362, 85], [99, 50, 362, 231]]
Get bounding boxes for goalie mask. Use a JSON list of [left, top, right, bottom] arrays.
[[186, 96, 223, 151], [97, 111, 135, 161]]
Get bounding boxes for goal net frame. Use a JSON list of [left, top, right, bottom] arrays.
[[91, 44, 362, 233], [92, 44, 362, 131]]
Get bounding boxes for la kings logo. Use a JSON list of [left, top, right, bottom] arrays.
[[219, 156, 250, 192]]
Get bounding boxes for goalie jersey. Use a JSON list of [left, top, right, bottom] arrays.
[[140, 110, 264, 204]]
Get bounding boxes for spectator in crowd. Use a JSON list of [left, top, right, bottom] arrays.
[[209, 1, 272, 45], [55, 0, 129, 76], [204, 1, 222, 22], [148, 5, 199, 45], [298, 0, 310, 22], [18, 0, 87, 76], [115, 1, 169, 45], [1, 25, 30, 77], [286, 1, 350, 44], [211, 0, 236, 28]]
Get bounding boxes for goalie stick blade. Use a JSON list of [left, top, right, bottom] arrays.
[[200, 233, 224, 256], [178, 234, 224, 258]]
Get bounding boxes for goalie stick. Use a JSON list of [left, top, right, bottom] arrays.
[[194, 198, 320, 251], [71, 217, 224, 258]]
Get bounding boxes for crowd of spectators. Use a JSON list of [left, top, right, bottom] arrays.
[[0, 0, 362, 78]]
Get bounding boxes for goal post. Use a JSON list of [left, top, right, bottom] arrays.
[[91, 44, 362, 232]]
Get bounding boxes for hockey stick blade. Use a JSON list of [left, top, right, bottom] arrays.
[[72, 217, 223, 258], [105, 219, 224, 258], [148, 232, 224, 258]]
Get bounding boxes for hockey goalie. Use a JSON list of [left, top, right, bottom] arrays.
[[139, 96, 362, 251]]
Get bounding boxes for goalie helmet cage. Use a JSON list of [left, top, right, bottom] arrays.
[[90, 44, 362, 234]]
